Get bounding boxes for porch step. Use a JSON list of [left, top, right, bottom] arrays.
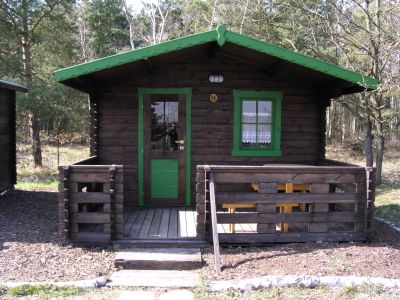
[[114, 239, 208, 248], [107, 269, 201, 288], [114, 248, 202, 270]]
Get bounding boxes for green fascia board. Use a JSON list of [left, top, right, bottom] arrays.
[[54, 25, 378, 90], [225, 31, 378, 89], [54, 30, 217, 82]]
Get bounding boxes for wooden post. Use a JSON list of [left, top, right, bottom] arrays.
[[209, 170, 221, 273], [109, 165, 116, 240], [89, 99, 98, 157], [60, 166, 70, 241], [195, 170, 206, 238], [309, 184, 330, 232], [257, 182, 277, 233], [365, 167, 375, 235]]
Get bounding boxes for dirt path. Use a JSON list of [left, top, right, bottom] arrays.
[[200, 222, 400, 281], [0, 190, 115, 282], [1, 190, 399, 283]]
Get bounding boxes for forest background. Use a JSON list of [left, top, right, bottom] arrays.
[[0, 0, 399, 185]]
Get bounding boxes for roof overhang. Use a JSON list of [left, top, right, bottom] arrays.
[[54, 25, 378, 94], [0, 79, 28, 93]]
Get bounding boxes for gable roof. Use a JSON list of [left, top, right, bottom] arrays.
[[0, 79, 28, 93], [54, 25, 378, 90]]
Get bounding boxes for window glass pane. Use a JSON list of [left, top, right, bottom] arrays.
[[242, 100, 257, 123], [166, 123, 179, 151], [257, 124, 272, 147], [151, 126, 166, 151], [150, 100, 179, 152], [165, 101, 178, 125], [151, 102, 164, 126], [241, 124, 257, 148], [258, 101, 272, 123]]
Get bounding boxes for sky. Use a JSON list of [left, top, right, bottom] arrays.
[[125, 0, 157, 13]]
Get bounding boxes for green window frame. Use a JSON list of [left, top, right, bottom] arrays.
[[232, 90, 282, 157]]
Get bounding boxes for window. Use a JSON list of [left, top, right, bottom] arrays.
[[232, 90, 282, 156]]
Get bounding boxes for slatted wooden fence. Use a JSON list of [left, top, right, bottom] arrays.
[[58, 157, 124, 243], [196, 164, 375, 244]]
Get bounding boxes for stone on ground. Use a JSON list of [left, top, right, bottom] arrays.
[[159, 289, 194, 300], [114, 248, 202, 270], [118, 290, 156, 300], [107, 270, 201, 288]]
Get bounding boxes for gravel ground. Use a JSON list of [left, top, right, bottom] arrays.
[[200, 222, 400, 281], [1, 190, 400, 284], [0, 190, 116, 282]]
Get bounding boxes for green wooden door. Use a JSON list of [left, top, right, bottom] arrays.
[[143, 94, 186, 205]]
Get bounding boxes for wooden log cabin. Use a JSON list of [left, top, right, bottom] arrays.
[[54, 25, 377, 245], [0, 80, 28, 195]]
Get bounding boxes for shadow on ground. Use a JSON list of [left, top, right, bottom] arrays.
[[375, 204, 400, 227], [0, 189, 59, 248]]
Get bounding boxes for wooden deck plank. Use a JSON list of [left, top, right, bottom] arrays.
[[148, 208, 163, 239], [217, 224, 227, 234], [124, 211, 130, 223], [158, 208, 171, 238], [129, 209, 148, 238], [243, 223, 257, 233], [168, 208, 178, 238], [186, 209, 197, 237], [178, 208, 187, 238], [123, 210, 140, 236], [138, 209, 155, 238], [123, 207, 197, 240]]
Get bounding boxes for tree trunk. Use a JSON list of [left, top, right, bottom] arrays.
[[375, 96, 385, 185], [28, 110, 42, 167], [363, 117, 373, 168], [21, 0, 42, 166], [375, 132, 384, 185]]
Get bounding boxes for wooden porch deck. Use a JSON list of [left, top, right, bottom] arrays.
[[217, 222, 354, 233], [123, 207, 197, 239], [122, 208, 356, 240]]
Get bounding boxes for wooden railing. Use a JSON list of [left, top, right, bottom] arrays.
[[58, 157, 124, 243], [196, 164, 375, 244]]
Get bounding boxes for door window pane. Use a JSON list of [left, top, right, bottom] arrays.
[[150, 98, 179, 152], [165, 101, 178, 125], [151, 102, 165, 126]]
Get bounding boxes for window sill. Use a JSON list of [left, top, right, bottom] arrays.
[[231, 149, 282, 157]]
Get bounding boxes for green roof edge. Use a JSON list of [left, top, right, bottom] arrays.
[[54, 25, 378, 90], [225, 31, 378, 89], [53, 29, 218, 82]]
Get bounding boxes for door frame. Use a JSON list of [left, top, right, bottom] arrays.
[[138, 88, 192, 206]]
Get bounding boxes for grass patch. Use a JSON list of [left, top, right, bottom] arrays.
[[191, 285, 400, 299], [17, 142, 89, 191], [344, 285, 357, 297], [15, 181, 58, 191], [327, 145, 400, 226], [6, 284, 84, 298], [0, 285, 6, 297], [375, 185, 400, 226]]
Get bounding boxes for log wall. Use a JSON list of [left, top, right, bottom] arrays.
[[0, 88, 16, 192], [196, 164, 375, 243], [92, 49, 331, 206], [58, 157, 124, 243]]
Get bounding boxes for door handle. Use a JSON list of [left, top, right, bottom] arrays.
[[174, 140, 185, 144]]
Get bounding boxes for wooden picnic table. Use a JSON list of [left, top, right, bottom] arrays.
[[222, 183, 310, 233]]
